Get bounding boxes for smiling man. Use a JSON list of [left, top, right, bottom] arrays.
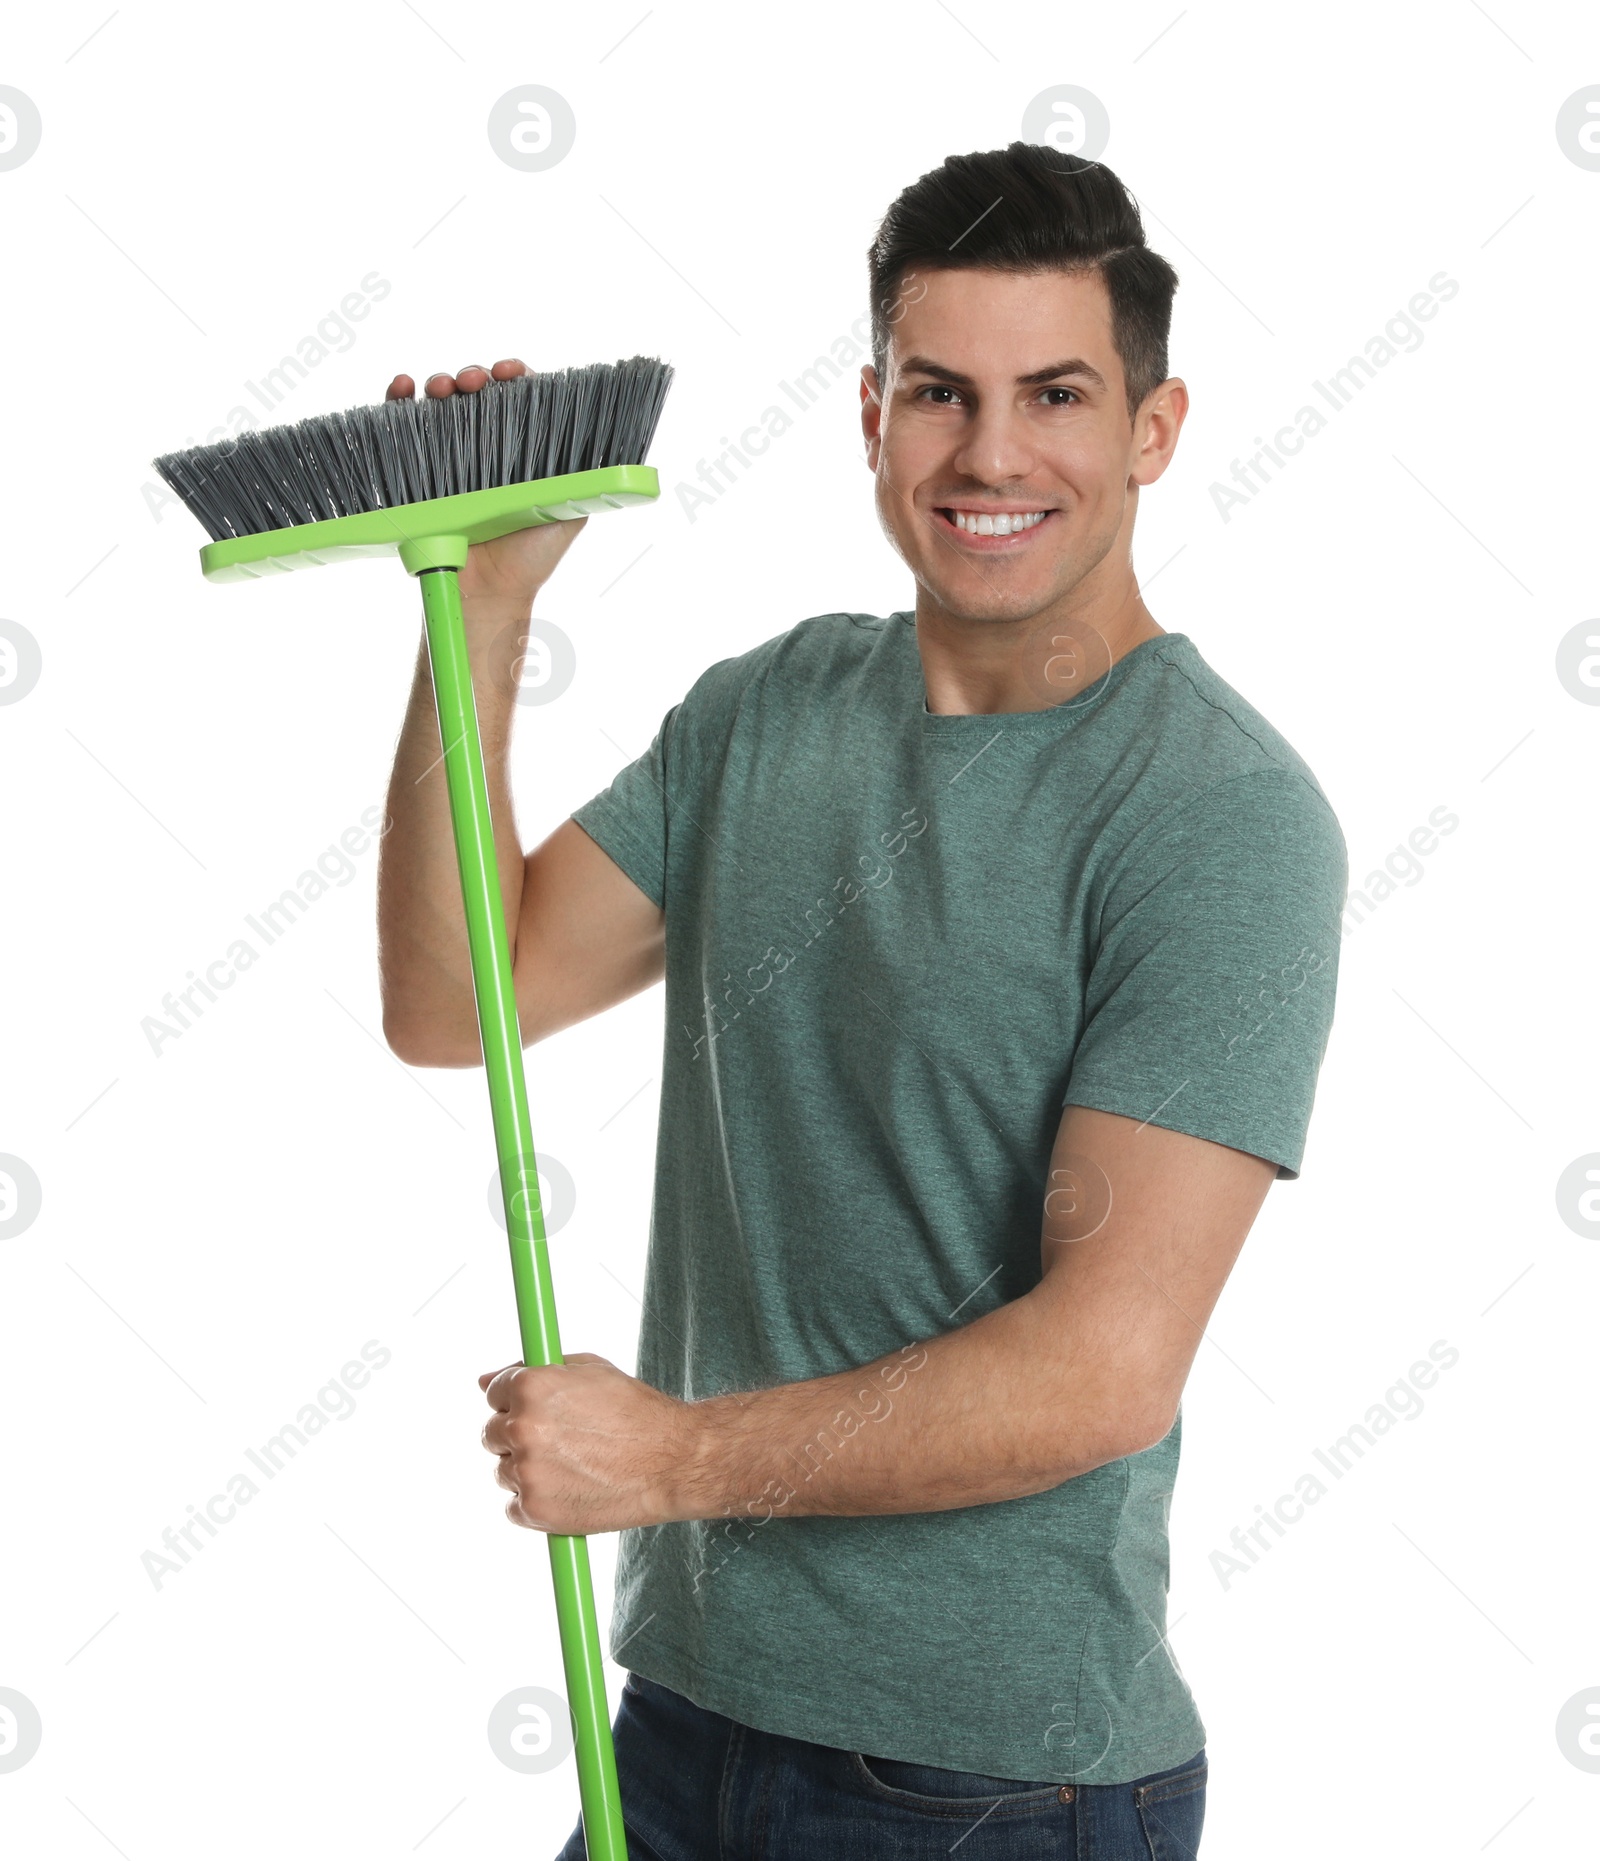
[[378, 143, 1347, 1859]]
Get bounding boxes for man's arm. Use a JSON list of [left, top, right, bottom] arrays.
[[376, 359, 666, 1067], [479, 1102, 1277, 1535]]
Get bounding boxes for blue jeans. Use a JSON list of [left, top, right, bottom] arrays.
[[557, 1671, 1207, 1859]]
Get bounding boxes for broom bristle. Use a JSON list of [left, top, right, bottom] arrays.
[[153, 356, 675, 544]]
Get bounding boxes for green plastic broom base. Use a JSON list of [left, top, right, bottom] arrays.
[[199, 463, 660, 581]]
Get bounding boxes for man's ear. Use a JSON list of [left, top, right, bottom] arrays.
[[1130, 376, 1188, 489], [861, 364, 884, 467]]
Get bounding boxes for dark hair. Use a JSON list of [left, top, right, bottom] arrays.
[[867, 143, 1179, 419]]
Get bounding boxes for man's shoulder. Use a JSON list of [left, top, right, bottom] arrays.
[[1099, 635, 1347, 907], [678, 610, 896, 723], [1134, 633, 1336, 816]]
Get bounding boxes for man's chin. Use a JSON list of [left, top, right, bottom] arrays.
[[913, 563, 1076, 630]]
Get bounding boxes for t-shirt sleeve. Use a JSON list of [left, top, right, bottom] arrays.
[[1062, 766, 1348, 1180], [568, 647, 752, 910], [568, 704, 683, 911]]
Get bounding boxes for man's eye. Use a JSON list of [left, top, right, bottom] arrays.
[[913, 384, 1081, 406]]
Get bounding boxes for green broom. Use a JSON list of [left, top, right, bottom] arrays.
[[154, 357, 674, 1861]]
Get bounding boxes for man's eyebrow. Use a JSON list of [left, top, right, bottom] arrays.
[[899, 355, 1109, 392]]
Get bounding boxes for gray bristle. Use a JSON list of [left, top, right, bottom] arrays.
[[153, 356, 675, 543]]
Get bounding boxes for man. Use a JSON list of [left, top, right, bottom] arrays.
[[378, 143, 1346, 1858]]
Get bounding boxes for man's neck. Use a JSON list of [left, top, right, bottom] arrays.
[[914, 583, 1165, 717]]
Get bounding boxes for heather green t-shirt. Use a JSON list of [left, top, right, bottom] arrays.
[[570, 612, 1346, 1784]]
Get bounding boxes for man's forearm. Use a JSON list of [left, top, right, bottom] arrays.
[[670, 1281, 1167, 1525], [377, 595, 534, 1063]]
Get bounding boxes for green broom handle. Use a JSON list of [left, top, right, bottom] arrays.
[[417, 565, 629, 1861]]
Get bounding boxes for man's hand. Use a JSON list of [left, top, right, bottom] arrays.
[[385, 357, 587, 614], [478, 1353, 700, 1536]]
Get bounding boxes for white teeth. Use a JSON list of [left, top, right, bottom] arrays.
[[949, 509, 1047, 536]]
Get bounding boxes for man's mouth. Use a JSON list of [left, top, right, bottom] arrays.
[[934, 505, 1057, 544]]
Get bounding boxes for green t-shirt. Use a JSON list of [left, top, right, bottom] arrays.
[[570, 612, 1346, 1784]]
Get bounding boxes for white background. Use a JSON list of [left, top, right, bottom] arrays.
[[2, 2, 1596, 1856]]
